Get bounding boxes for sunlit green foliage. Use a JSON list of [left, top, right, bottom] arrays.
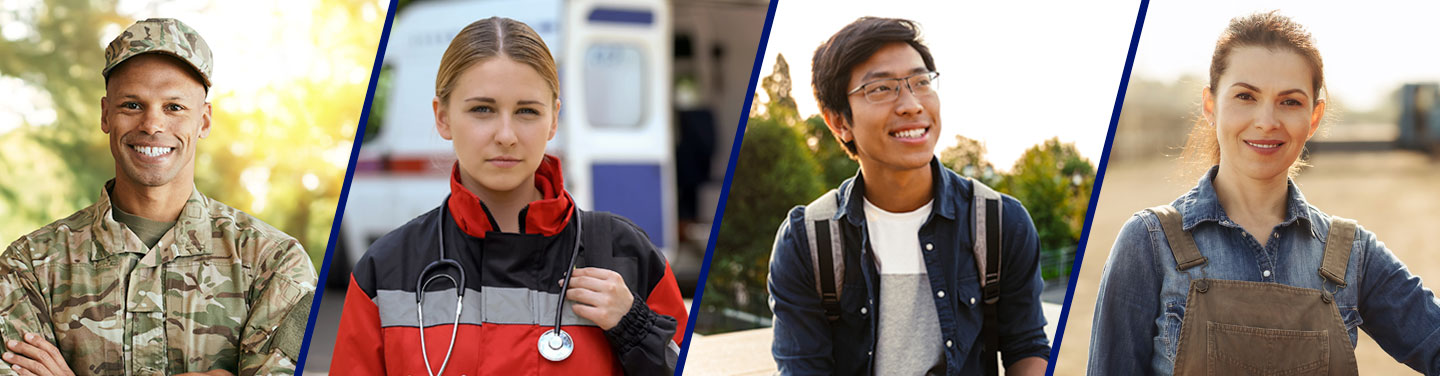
[[0, 0, 387, 270], [697, 52, 1095, 333]]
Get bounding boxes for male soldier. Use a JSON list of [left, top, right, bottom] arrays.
[[767, 17, 1049, 375], [0, 18, 316, 376]]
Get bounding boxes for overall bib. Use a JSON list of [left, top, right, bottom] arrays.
[[1149, 205, 1360, 375]]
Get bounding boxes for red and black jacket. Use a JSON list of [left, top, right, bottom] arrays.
[[331, 156, 688, 375]]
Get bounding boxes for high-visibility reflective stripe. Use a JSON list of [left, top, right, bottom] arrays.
[[374, 286, 599, 328]]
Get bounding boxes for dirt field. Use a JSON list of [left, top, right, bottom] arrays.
[[1056, 150, 1440, 375]]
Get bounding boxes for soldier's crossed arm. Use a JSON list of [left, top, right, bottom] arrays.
[[0, 240, 64, 375]]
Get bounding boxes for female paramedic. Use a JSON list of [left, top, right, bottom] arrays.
[[1088, 11, 1440, 375], [329, 17, 688, 375]]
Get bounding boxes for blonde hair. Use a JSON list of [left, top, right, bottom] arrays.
[[435, 17, 559, 105]]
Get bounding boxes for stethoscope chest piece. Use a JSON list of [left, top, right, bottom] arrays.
[[538, 329, 574, 361]]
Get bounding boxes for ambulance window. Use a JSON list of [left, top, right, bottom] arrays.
[[584, 43, 646, 129]]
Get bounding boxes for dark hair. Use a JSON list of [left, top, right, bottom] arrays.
[[1181, 11, 1325, 177], [811, 17, 935, 157]]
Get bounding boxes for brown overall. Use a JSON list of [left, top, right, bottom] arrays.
[[1149, 205, 1360, 376]]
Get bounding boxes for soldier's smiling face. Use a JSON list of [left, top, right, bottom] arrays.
[[101, 54, 211, 190]]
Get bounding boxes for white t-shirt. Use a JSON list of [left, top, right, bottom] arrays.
[[864, 198, 945, 375]]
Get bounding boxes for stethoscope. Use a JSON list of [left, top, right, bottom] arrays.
[[416, 201, 584, 376]]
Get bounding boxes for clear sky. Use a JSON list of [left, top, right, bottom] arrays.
[[762, 1, 1440, 171], [760, 0, 1139, 171], [1134, 1, 1440, 112]]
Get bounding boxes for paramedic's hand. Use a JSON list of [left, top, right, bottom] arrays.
[[562, 267, 635, 330], [2, 332, 74, 376]]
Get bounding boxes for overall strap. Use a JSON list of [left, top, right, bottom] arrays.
[[1319, 216, 1358, 287], [804, 189, 845, 321], [970, 178, 1003, 376], [1147, 205, 1207, 271]]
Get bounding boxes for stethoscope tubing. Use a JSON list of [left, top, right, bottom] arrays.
[[551, 208, 583, 337], [416, 199, 583, 375]]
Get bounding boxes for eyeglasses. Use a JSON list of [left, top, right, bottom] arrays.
[[846, 71, 940, 104]]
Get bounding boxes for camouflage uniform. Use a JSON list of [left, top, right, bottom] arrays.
[[0, 182, 317, 375]]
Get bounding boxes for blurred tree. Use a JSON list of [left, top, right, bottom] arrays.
[[197, 0, 383, 268], [797, 115, 858, 188], [0, 0, 126, 241], [0, 0, 384, 270], [697, 54, 1096, 333], [939, 134, 1002, 187], [760, 54, 799, 123], [1002, 138, 1094, 280], [700, 56, 823, 332]]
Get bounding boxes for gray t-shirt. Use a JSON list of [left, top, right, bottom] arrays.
[[864, 198, 944, 375]]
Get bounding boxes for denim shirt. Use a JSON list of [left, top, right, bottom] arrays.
[[768, 158, 1051, 375], [1089, 166, 1440, 375]]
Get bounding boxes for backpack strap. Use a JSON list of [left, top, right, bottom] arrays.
[[970, 179, 1003, 300], [1319, 216, 1357, 287], [1146, 205, 1207, 271], [970, 178, 1003, 376], [804, 189, 845, 321], [577, 209, 611, 267]]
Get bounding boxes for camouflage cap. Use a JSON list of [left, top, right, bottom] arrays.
[[103, 18, 213, 87]]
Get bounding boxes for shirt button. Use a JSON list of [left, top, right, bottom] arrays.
[[868, 351, 874, 357], [925, 243, 934, 251], [1263, 270, 1272, 277], [1273, 233, 1280, 238], [937, 290, 946, 298], [860, 307, 868, 315], [946, 340, 953, 348], [970, 297, 976, 305]]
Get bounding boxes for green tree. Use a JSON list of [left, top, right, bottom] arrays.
[[0, 0, 127, 241], [760, 54, 799, 123], [1002, 138, 1094, 280], [797, 115, 858, 188], [939, 134, 1002, 187], [700, 55, 825, 332], [0, 0, 384, 270], [702, 115, 823, 331]]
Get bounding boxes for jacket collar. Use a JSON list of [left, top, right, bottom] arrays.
[[837, 157, 962, 227], [91, 179, 212, 262], [1174, 165, 1318, 239], [447, 154, 575, 238]]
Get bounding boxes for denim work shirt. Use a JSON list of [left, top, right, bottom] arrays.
[[1089, 166, 1440, 375], [768, 158, 1051, 375]]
